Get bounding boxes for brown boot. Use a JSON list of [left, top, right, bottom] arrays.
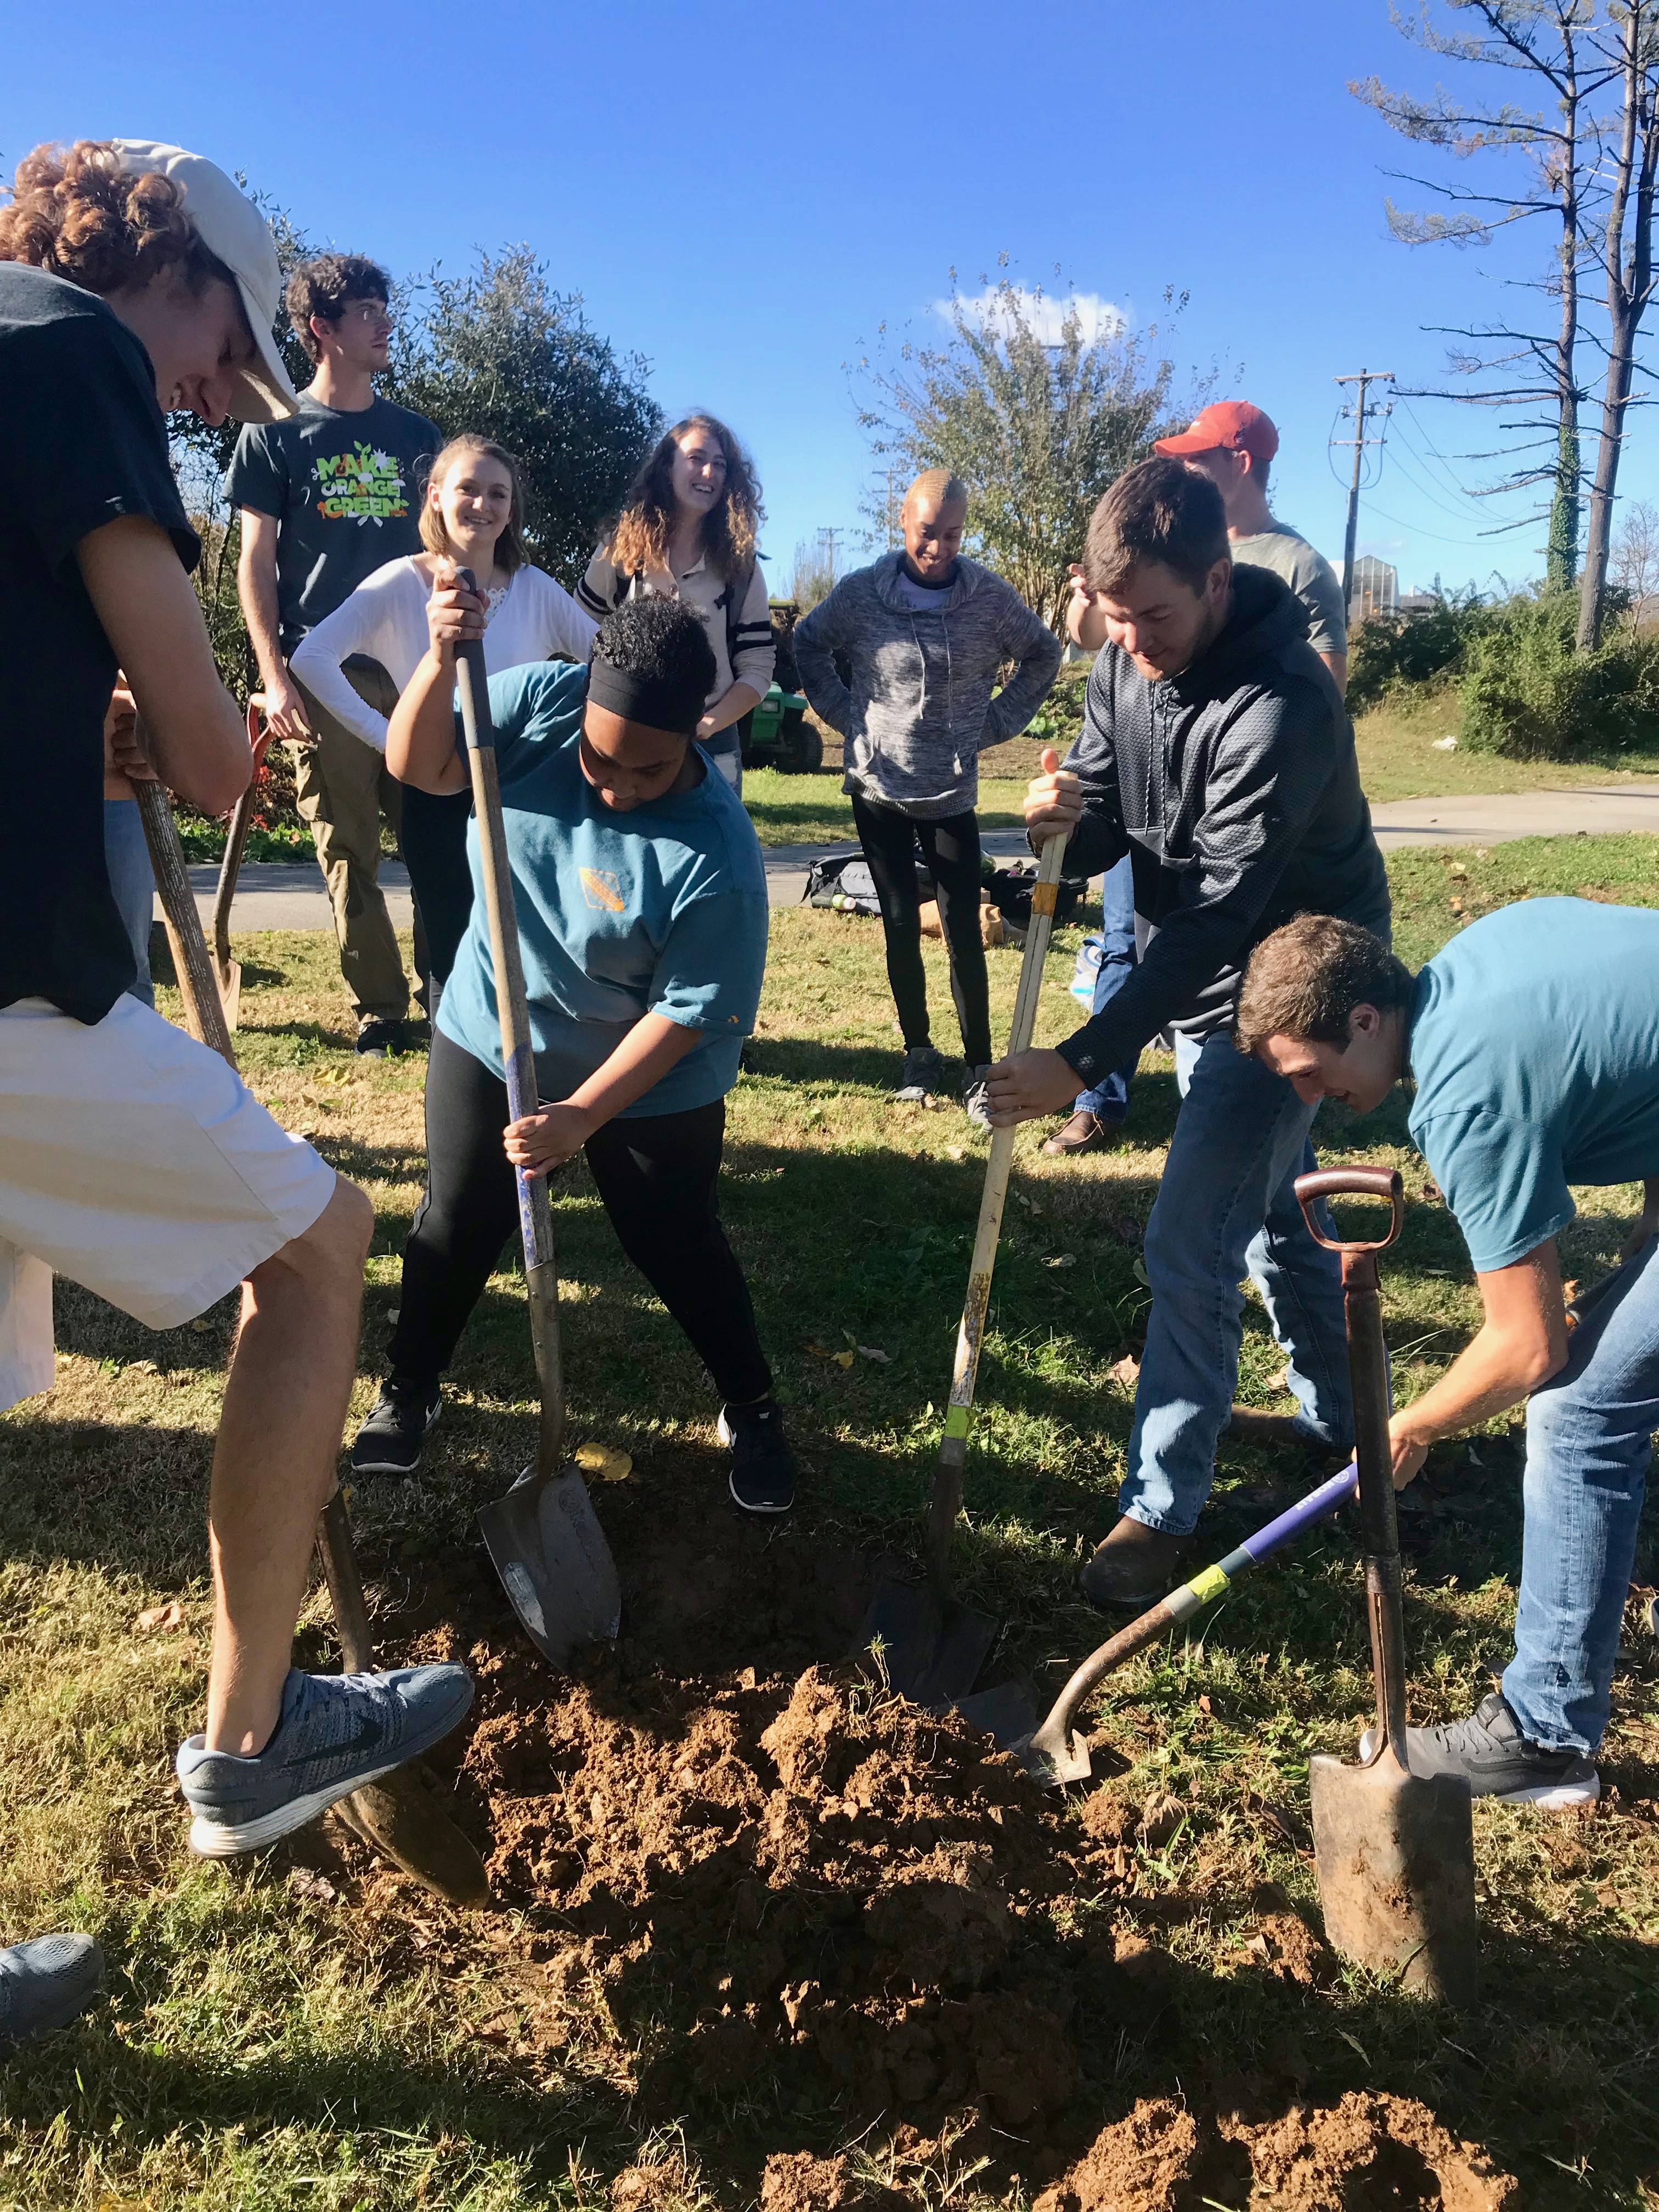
[[1042, 1110, 1120, 1158], [1227, 1406, 1319, 1448], [1080, 1516, 1193, 1612]]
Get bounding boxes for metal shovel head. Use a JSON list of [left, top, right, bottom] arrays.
[[949, 1681, 1091, 1788], [857, 1574, 997, 1706], [479, 1466, 622, 1667], [335, 1767, 492, 1908], [1310, 1745, 1479, 2007]]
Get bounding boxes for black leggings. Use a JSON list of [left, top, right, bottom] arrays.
[[850, 792, 990, 1065], [388, 1029, 772, 1406], [400, 785, 475, 1011]]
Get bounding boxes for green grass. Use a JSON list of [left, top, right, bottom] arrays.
[[0, 840, 1655, 2205], [1354, 684, 1659, 801]]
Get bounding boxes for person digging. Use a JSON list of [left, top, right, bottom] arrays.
[[985, 458, 1389, 1612], [1237, 904, 1659, 1809]]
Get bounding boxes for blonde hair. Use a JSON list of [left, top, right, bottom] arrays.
[[905, 466, 969, 512], [606, 413, 761, 583], [419, 435, 529, 577]]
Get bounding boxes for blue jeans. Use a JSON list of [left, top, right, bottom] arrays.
[[103, 797, 155, 1008], [1073, 855, 1137, 1120], [1504, 1233, 1658, 1754], [702, 736, 742, 798], [1120, 1028, 1353, 1533]]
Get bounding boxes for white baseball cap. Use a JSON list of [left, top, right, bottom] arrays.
[[108, 139, 298, 422]]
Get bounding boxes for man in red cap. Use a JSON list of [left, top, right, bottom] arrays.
[[1153, 402, 1347, 692]]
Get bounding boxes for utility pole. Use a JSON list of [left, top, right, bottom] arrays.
[[1333, 369, 1395, 617], [817, 526, 841, 582]]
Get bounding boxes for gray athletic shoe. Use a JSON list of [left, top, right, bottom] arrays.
[[895, 1045, 948, 1102], [1359, 1691, 1599, 1809], [0, 1934, 103, 2047], [176, 1662, 475, 1858], [963, 1064, 993, 1127]]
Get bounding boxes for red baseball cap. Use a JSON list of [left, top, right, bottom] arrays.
[[1155, 401, 1279, 465]]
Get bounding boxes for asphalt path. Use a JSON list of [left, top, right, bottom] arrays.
[[169, 780, 1659, 934]]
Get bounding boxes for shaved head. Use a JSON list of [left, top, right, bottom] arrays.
[[903, 467, 969, 517]]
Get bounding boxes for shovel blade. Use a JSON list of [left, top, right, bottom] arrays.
[[479, 1468, 622, 1668], [336, 1765, 492, 1908], [857, 1575, 997, 1706], [1311, 1748, 1479, 2007]]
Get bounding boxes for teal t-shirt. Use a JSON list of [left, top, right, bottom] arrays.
[[1407, 898, 1659, 1272], [436, 662, 769, 1116]]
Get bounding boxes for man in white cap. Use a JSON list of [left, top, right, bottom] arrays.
[[0, 139, 472, 2042]]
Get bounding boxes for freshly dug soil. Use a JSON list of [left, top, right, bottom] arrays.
[[459, 1656, 1114, 2129], [1032, 2089, 1521, 2212]]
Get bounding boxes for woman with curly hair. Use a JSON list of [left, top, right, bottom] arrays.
[[577, 414, 775, 794]]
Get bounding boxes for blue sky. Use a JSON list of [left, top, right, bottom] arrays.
[[8, 0, 1644, 598]]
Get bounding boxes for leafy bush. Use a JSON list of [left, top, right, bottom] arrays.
[[1347, 592, 1493, 710], [1459, 589, 1659, 758]]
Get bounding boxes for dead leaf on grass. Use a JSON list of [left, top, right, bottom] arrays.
[[1109, 1353, 1140, 1390], [574, 1442, 633, 1483], [135, 1602, 185, 1635], [856, 1346, 891, 1363], [1045, 1253, 1078, 1269]]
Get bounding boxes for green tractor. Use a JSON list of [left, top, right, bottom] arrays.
[[739, 600, 825, 775]]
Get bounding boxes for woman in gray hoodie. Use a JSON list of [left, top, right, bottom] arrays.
[[793, 471, 1061, 1123]]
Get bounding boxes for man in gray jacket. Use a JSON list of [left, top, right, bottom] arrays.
[[794, 472, 1061, 1122]]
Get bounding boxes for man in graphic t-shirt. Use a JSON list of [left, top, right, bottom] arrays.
[[227, 254, 438, 1054]]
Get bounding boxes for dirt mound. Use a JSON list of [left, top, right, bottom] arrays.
[[459, 1657, 1118, 2128], [1035, 2091, 1520, 2212]]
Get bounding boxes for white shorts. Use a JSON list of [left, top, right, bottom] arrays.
[[0, 996, 337, 1412]]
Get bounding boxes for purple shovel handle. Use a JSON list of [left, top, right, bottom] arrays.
[[1234, 1459, 1359, 1569]]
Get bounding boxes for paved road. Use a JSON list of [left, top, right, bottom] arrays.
[[170, 781, 1659, 933]]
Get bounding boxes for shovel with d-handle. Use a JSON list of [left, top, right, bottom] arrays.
[[1295, 1164, 1479, 2008], [450, 588, 623, 1665], [956, 1457, 1363, 1783], [210, 695, 268, 1031], [136, 749, 492, 1908], [858, 828, 1071, 1705]]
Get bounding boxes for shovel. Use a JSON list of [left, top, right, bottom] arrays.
[[450, 596, 623, 1666], [210, 696, 268, 1031], [859, 828, 1071, 1705], [958, 1458, 1362, 1784], [1295, 1164, 1479, 2008], [136, 754, 491, 1908]]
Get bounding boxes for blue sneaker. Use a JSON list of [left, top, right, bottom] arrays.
[[0, 1933, 104, 2046], [176, 1663, 475, 1858]]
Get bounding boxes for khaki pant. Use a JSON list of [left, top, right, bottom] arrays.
[[290, 661, 416, 1025]]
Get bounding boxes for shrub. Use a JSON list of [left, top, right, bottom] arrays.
[[1459, 589, 1659, 758], [1347, 592, 1492, 711]]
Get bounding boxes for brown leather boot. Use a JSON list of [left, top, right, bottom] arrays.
[[1042, 1110, 1121, 1158], [1227, 1406, 1319, 1448], [1081, 1516, 1194, 1611]]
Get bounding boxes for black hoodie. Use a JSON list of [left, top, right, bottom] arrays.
[[1056, 565, 1389, 1087]]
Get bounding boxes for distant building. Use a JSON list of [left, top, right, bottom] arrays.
[[1348, 556, 1398, 627], [1397, 590, 1440, 618]]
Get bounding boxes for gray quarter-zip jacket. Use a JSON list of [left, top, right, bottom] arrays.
[[793, 551, 1062, 819]]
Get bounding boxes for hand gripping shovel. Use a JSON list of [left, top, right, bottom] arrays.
[[451, 600, 623, 1665], [957, 1458, 1362, 1784], [135, 758, 490, 1906], [859, 829, 1071, 1705], [1295, 1165, 1479, 2008], [210, 695, 267, 1031]]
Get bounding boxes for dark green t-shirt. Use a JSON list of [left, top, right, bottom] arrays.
[[225, 392, 439, 651]]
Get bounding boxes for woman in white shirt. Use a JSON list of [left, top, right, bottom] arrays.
[[576, 414, 775, 795], [292, 434, 596, 1003]]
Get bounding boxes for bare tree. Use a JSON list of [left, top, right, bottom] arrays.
[[1352, 3, 1611, 588], [1610, 494, 1659, 615], [1576, 1, 1659, 644]]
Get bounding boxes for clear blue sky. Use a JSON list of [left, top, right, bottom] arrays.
[[8, 0, 1644, 597]]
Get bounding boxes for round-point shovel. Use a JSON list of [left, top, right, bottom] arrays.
[[858, 829, 1071, 1707], [958, 1458, 1362, 1784], [450, 593, 622, 1666], [135, 753, 490, 1907], [1294, 1165, 1479, 2009]]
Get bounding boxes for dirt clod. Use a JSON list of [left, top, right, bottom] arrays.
[[1034, 2098, 1200, 2212]]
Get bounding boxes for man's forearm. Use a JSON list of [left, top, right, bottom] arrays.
[[238, 552, 290, 695], [1394, 1323, 1555, 1448]]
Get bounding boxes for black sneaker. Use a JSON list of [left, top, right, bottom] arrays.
[[1359, 1691, 1599, 1809], [398, 1016, 431, 1053], [894, 1045, 948, 1102], [356, 1017, 405, 1059], [0, 1934, 103, 2047], [349, 1379, 442, 1476], [719, 1397, 797, 1515]]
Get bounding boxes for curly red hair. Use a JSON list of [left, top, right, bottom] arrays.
[[0, 139, 227, 295]]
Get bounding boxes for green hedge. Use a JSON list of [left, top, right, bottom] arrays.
[[1459, 591, 1659, 758]]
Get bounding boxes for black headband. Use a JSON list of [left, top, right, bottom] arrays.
[[586, 658, 702, 738]]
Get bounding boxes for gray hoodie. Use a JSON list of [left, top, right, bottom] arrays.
[[793, 552, 1062, 819]]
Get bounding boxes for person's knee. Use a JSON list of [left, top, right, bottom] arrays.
[[253, 1177, 374, 1299]]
